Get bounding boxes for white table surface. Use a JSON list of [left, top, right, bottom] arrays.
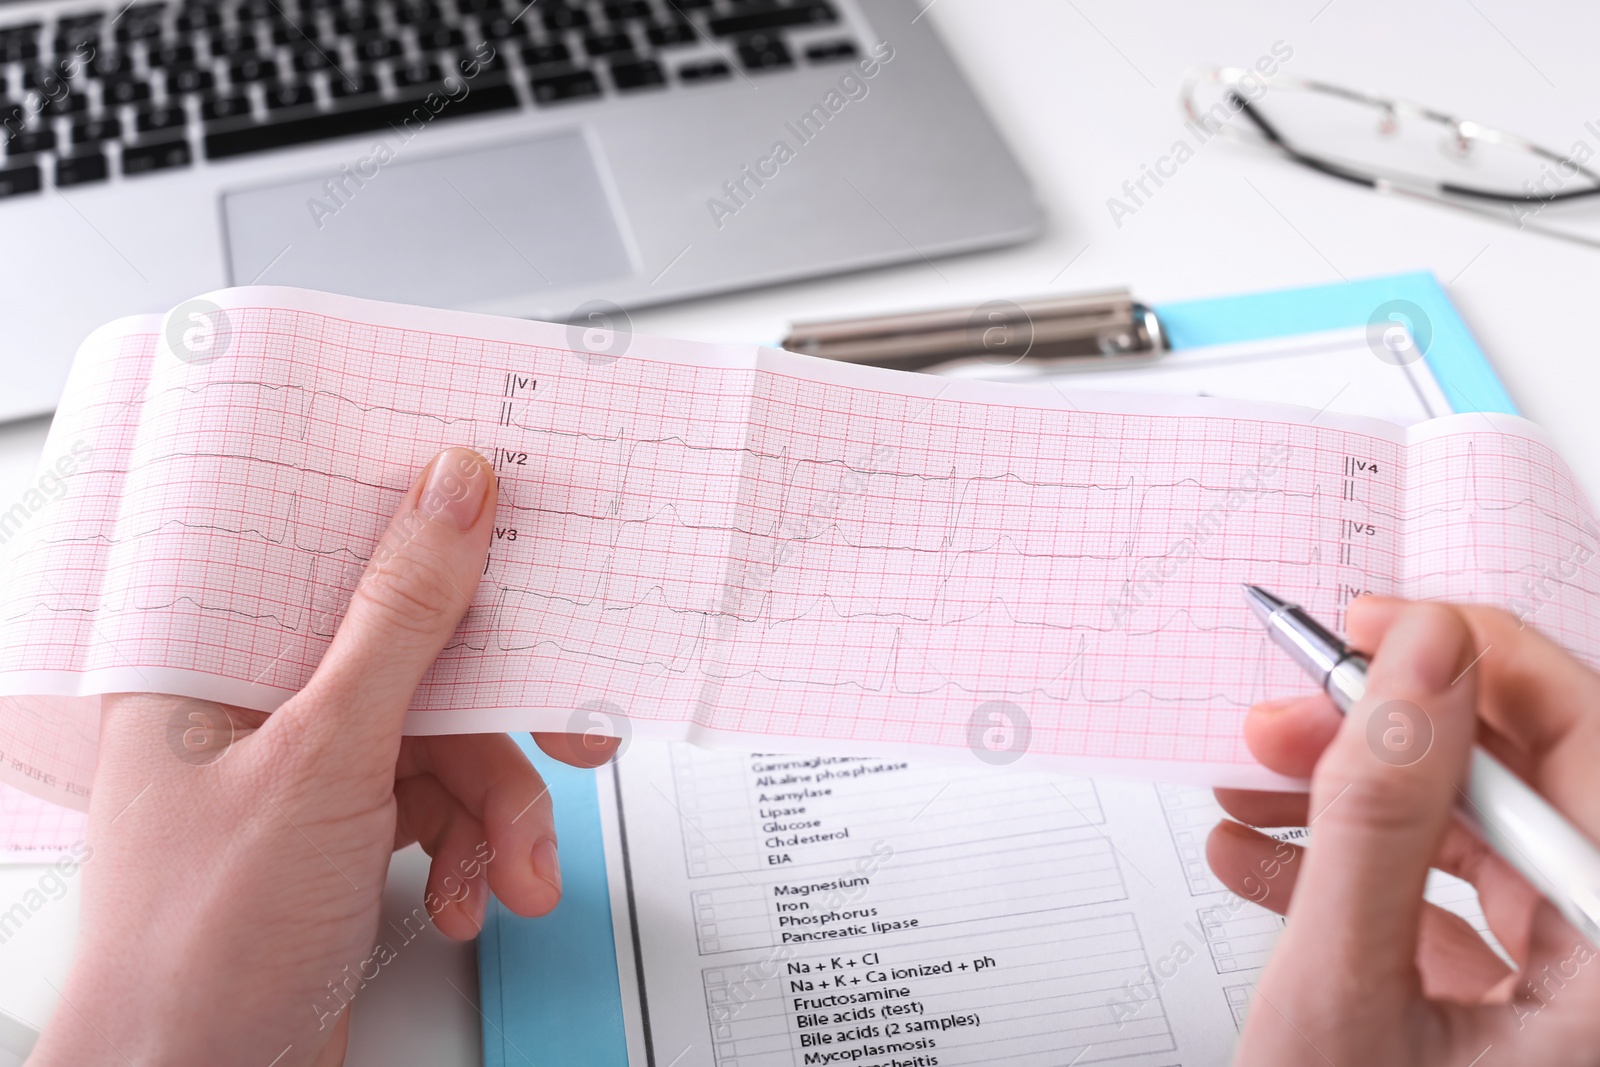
[[3, 0, 1598, 1060]]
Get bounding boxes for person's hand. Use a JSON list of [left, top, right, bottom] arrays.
[[1208, 597, 1600, 1066], [29, 447, 616, 1067]]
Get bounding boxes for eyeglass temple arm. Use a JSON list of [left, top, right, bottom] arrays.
[[1228, 91, 1600, 205], [1228, 92, 1378, 191]]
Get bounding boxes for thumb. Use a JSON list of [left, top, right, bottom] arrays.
[[1279, 602, 1481, 984], [273, 447, 496, 765]]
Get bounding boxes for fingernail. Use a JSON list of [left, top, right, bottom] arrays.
[[465, 874, 489, 930], [1253, 698, 1299, 716], [532, 838, 561, 895], [417, 448, 492, 531], [1380, 604, 1464, 692]]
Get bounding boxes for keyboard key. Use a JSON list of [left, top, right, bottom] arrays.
[[610, 58, 663, 91], [805, 39, 856, 62], [72, 116, 123, 143], [115, 6, 167, 43], [478, 14, 526, 40], [530, 69, 600, 104], [647, 21, 697, 47], [123, 138, 192, 174], [88, 52, 134, 78], [210, 31, 258, 55], [737, 33, 791, 71], [0, 29, 40, 63], [357, 37, 402, 61], [393, 1, 443, 25], [329, 71, 380, 98], [542, 6, 590, 31], [460, 49, 506, 77], [21, 64, 71, 90], [136, 104, 187, 131], [55, 15, 103, 48], [583, 32, 633, 57], [41, 92, 88, 115], [167, 66, 216, 93], [521, 41, 571, 67], [103, 77, 153, 104], [291, 47, 334, 72], [710, 2, 836, 36], [56, 151, 108, 185], [205, 83, 520, 159], [176, 8, 223, 32], [54, 32, 100, 53], [202, 93, 251, 120], [148, 43, 197, 67], [413, 23, 465, 49], [677, 59, 729, 83], [273, 23, 321, 46], [391, 61, 441, 88], [230, 55, 280, 82], [0, 163, 40, 197], [604, 1, 651, 18], [457, 0, 501, 12], [6, 129, 56, 154], [264, 82, 315, 109], [331, 11, 381, 35]]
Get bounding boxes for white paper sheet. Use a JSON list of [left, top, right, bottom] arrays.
[[595, 744, 1496, 1067]]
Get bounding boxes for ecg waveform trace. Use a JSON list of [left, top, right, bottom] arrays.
[[2, 290, 1598, 806]]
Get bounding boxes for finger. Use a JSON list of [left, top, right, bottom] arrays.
[[274, 448, 495, 769], [1242, 694, 1342, 779], [533, 730, 621, 769], [1214, 788, 1309, 828], [1352, 597, 1600, 848], [398, 734, 562, 919], [394, 773, 495, 940], [1206, 819, 1304, 913], [1413, 904, 1515, 1003], [1434, 605, 1600, 827], [1284, 602, 1482, 982], [1208, 820, 1513, 1001], [1468, 901, 1600, 1052], [311, 1011, 351, 1067], [1432, 816, 1542, 970], [1344, 593, 1407, 651], [1351, 597, 1600, 759]]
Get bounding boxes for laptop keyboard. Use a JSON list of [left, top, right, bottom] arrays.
[[0, 0, 863, 195]]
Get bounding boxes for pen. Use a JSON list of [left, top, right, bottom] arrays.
[[1243, 584, 1600, 948]]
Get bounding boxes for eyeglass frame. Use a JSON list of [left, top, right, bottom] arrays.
[[1179, 66, 1600, 207]]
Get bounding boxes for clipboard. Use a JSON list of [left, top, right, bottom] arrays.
[[478, 270, 1518, 1067]]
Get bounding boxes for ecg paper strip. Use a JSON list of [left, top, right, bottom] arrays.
[[0, 781, 85, 862], [1, 286, 1598, 809]]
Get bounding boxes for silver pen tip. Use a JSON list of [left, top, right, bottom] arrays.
[[1241, 583, 1291, 625]]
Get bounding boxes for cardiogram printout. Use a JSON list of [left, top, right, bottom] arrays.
[[1, 287, 1597, 809]]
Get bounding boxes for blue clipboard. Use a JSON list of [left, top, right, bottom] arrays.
[[477, 270, 1517, 1066]]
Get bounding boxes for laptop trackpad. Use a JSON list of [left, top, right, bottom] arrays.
[[221, 130, 633, 306]]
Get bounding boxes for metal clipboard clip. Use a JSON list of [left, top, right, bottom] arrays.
[[781, 288, 1167, 378]]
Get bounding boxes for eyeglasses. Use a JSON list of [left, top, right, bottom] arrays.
[[1181, 67, 1600, 251]]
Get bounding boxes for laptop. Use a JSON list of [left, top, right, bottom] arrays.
[[0, 0, 1043, 422]]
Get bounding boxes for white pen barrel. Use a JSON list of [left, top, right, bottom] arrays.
[[1456, 747, 1600, 948]]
